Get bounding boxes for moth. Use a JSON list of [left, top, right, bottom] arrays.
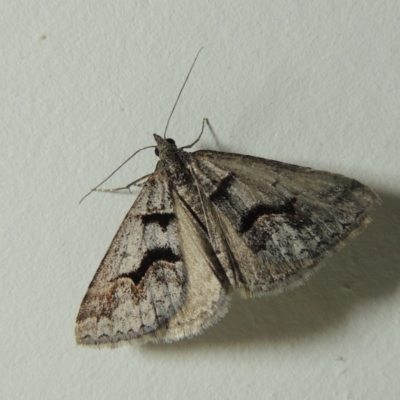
[[76, 53, 379, 347]]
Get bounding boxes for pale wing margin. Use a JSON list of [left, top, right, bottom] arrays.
[[76, 165, 186, 347], [189, 150, 379, 296]]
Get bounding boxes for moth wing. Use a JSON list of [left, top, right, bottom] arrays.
[[143, 189, 230, 343], [76, 164, 186, 346], [189, 150, 379, 296]]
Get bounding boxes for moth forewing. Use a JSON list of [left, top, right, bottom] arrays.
[[76, 167, 186, 346]]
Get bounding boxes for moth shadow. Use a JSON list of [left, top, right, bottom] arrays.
[[143, 191, 399, 352]]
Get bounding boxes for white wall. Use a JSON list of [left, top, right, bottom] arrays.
[[2, 1, 399, 399]]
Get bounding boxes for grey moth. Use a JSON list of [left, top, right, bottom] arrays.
[[76, 126, 378, 346]]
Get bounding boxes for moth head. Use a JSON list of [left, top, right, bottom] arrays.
[[153, 134, 177, 157]]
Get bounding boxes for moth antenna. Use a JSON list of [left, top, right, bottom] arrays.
[[163, 47, 204, 139], [79, 145, 156, 204]]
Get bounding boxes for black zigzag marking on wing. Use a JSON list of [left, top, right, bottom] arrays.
[[119, 248, 181, 285]]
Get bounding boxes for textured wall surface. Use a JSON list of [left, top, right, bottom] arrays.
[[2, 1, 399, 399]]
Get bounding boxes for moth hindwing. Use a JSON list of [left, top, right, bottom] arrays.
[[76, 133, 379, 346]]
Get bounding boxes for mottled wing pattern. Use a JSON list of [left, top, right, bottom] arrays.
[[76, 163, 229, 345], [76, 164, 186, 345], [188, 150, 378, 297]]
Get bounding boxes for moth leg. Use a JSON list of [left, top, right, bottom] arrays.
[[180, 118, 210, 150], [94, 173, 152, 193]]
